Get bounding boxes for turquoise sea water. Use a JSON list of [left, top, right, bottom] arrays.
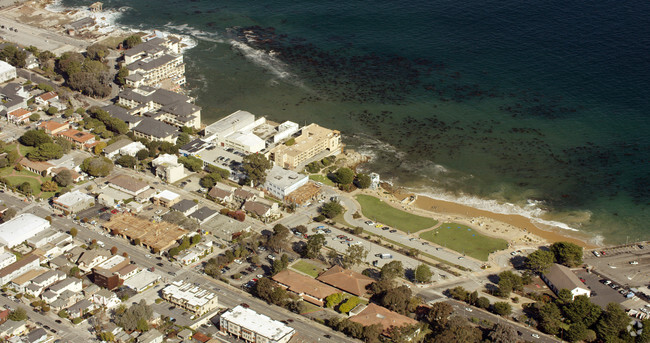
[[62, 0, 650, 244]]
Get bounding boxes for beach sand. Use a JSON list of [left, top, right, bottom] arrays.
[[370, 187, 598, 249]]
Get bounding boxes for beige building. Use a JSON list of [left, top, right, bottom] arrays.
[[161, 280, 218, 316], [269, 124, 341, 169]]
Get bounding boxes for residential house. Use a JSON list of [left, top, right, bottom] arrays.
[[171, 199, 198, 216], [232, 188, 260, 205], [103, 138, 135, 159], [207, 183, 234, 203], [152, 190, 180, 207], [48, 277, 82, 296], [25, 328, 49, 343], [10, 269, 47, 293], [38, 121, 69, 135], [107, 174, 150, 196], [34, 91, 58, 107], [151, 154, 185, 183], [137, 330, 164, 343], [6, 108, 31, 124], [242, 200, 279, 222], [114, 263, 138, 280], [56, 129, 96, 149], [316, 265, 374, 297], [0, 255, 40, 285], [76, 249, 110, 272], [0, 252, 16, 270], [91, 288, 121, 308], [542, 263, 591, 300], [0, 320, 26, 338], [67, 299, 97, 319], [0, 83, 28, 114], [188, 207, 218, 225], [177, 251, 200, 266]]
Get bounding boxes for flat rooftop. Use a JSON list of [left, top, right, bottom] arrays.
[[221, 305, 295, 340]]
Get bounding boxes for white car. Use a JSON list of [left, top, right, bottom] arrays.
[[531, 333, 540, 338], [465, 307, 472, 312], [630, 261, 639, 265]]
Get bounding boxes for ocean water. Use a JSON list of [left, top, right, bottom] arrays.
[[61, 0, 650, 245]]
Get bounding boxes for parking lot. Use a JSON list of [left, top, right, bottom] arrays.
[[584, 243, 650, 287], [574, 269, 628, 309]]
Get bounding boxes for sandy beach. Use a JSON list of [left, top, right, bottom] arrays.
[[371, 187, 598, 250]]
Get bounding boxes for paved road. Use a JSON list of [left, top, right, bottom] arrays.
[[445, 299, 559, 343], [0, 13, 88, 53], [338, 193, 483, 271]]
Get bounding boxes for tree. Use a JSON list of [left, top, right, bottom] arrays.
[[333, 167, 355, 185], [537, 302, 562, 335], [492, 302, 512, 316], [115, 66, 129, 86], [135, 149, 149, 161], [488, 322, 518, 343], [361, 324, 383, 343], [54, 169, 74, 187], [448, 286, 469, 301], [342, 244, 367, 268], [19, 129, 52, 147], [338, 297, 360, 313], [27, 142, 64, 161], [86, 44, 109, 61], [414, 264, 432, 283], [497, 270, 523, 297], [355, 173, 371, 189], [325, 293, 343, 308], [115, 155, 137, 168], [550, 241, 583, 267], [176, 132, 190, 147], [54, 136, 72, 153], [93, 141, 107, 155], [98, 332, 115, 342], [379, 285, 413, 314], [178, 155, 203, 172], [123, 35, 142, 49], [81, 156, 113, 177], [242, 153, 271, 185], [40, 180, 58, 192], [2, 208, 17, 222], [0, 45, 27, 68], [303, 234, 326, 258], [115, 300, 152, 332], [380, 260, 404, 280], [557, 288, 574, 305], [136, 318, 149, 332], [18, 182, 32, 194], [565, 322, 588, 343], [46, 106, 58, 116], [29, 112, 40, 122], [477, 296, 490, 309], [110, 246, 118, 255], [9, 307, 27, 321], [320, 201, 343, 219], [525, 249, 555, 273], [434, 316, 482, 343], [254, 277, 276, 303], [426, 302, 453, 332], [69, 227, 78, 237], [596, 303, 630, 342]]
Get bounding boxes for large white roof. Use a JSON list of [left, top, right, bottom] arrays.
[[0, 214, 50, 247], [54, 191, 93, 207], [0, 60, 16, 74], [222, 305, 295, 340]]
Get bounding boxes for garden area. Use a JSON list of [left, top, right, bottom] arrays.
[[355, 194, 438, 233], [290, 259, 323, 278], [419, 223, 508, 261]]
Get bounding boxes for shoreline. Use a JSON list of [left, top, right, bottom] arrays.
[[20, 0, 603, 250], [385, 187, 598, 249]]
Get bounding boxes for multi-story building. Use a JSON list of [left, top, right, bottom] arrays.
[[152, 154, 185, 183], [52, 191, 94, 214], [161, 281, 218, 316], [0, 61, 16, 83], [263, 166, 309, 200], [117, 87, 200, 129], [0, 255, 40, 286], [56, 129, 96, 149], [203, 110, 266, 153], [269, 124, 341, 170], [220, 305, 295, 343]]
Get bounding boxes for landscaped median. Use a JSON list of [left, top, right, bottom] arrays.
[[419, 223, 508, 261], [355, 194, 438, 233]]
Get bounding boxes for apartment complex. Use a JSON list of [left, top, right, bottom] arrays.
[[220, 305, 295, 343], [123, 35, 185, 90], [269, 124, 341, 169], [161, 281, 218, 316], [117, 87, 201, 129]]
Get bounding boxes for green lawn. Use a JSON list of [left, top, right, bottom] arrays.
[[419, 223, 508, 261], [0, 168, 55, 198], [291, 260, 323, 278], [355, 195, 438, 233], [18, 145, 35, 157], [309, 174, 335, 186]]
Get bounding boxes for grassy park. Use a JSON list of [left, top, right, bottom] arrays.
[[419, 223, 508, 261], [355, 194, 438, 233], [291, 260, 323, 278], [309, 174, 335, 186]]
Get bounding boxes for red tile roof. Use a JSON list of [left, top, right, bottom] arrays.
[[38, 91, 58, 102], [38, 120, 67, 132], [349, 303, 418, 336], [316, 265, 374, 296], [8, 108, 30, 118], [59, 129, 95, 143]]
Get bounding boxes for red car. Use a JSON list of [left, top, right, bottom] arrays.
[[110, 209, 118, 214]]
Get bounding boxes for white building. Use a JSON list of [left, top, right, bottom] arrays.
[[203, 110, 266, 153], [263, 166, 309, 200], [0, 214, 50, 248], [0, 252, 16, 269], [369, 172, 381, 190], [26, 230, 72, 249], [224, 131, 265, 154], [220, 305, 295, 343], [0, 255, 40, 285], [52, 191, 95, 214], [177, 251, 200, 266], [161, 280, 218, 316], [152, 154, 185, 183], [123, 270, 161, 292], [272, 121, 300, 143], [91, 288, 121, 309], [152, 189, 181, 207], [0, 61, 16, 83], [542, 264, 591, 300]]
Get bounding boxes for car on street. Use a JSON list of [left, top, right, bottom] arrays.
[[531, 333, 540, 338], [389, 229, 397, 233], [364, 221, 374, 226], [382, 226, 390, 230], [630, 261, 639, 265], [465, 307, 472, 312]]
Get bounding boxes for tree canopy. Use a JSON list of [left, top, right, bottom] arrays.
[[19, 130, 52, 147], [81, 156, 113, 177], [550, 241, 583, 267], [242, 153, 271, 185], [303, 234, 326, 259], [380, 260, 404, 280], [332, 167, 355, 185], [320, 200, 343, 219], [524, 249, 555, 273]]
